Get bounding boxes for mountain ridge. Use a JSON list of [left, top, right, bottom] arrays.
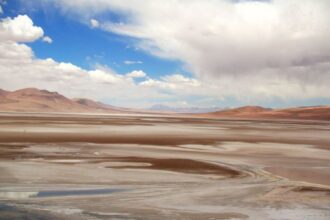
[[0, 88, 124, 113], [203, 105, 330, 121], [0, 88, 329, 120]]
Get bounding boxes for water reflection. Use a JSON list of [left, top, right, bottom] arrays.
[[0, 188, 124, 199]]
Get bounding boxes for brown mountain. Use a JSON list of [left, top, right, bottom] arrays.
[[0, 88, 125, 113], [267, 106, 330, 120], [1, 88, 329, 120], [203, 105, 330, 121], [209, 106, 272, 116]]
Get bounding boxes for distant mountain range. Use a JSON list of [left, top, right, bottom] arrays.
[[201, 105, 330, 121], [0, 88, 329, 120], [148, 104, 224, 113]]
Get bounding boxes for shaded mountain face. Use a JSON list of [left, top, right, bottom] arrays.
[[0, 88, 125, 113], [73, 98, 111, 110], [73, 98, 131, 112], [0, 89, 9, 96]]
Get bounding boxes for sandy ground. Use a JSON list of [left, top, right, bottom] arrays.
[[0, 113, 329, 220]]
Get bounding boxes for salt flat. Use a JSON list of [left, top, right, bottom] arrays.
[[0, 113, 329, 220]]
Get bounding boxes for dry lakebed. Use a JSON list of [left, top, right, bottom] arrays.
[[0, 112, 329, 219]]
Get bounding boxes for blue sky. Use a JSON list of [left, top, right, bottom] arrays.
[[1, 0, 186, 78], [0, 0, 329, 108]]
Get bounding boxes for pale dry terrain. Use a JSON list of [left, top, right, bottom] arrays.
[[0, 113, 329, 220]]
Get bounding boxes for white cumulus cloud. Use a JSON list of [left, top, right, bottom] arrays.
[[90, 18, 99, 28], [42, 36, 53, 43], [89, 69, 124, 84], [126, 70, 146, 78], [46, 0, 330, 103], [2, 2, 330, 107], [0, 16, 204, 107], [0, 15, 44, 42]]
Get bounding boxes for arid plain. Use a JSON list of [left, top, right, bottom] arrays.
[[1, 0, 330, 219], [0, 113, 329, 220]]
